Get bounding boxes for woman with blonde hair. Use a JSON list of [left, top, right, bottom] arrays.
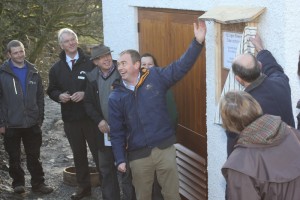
[[220, 90, 300, 200]]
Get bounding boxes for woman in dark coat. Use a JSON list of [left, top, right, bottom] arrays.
[[220, 90, 300, 200]]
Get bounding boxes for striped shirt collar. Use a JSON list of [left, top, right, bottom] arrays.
[[99, 64, 116, 79]]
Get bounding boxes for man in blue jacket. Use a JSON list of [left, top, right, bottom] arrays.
[[0, 40, 53, 195], [84, 44, 136, 200], [226, 34, 295, 156], [108, 21, 206, 200]]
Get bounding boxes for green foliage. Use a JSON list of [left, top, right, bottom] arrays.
[[0, 0, 103, 89]]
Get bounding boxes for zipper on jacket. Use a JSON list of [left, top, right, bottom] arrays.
[[133, 88, 150, 148], [13, 78, 17, 94]]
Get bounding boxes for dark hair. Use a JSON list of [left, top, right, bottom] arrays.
[[119, 49, 141, 64], [232, 54, 261, 82], [6, 40, 24, 53], [298, 53, 300, 76], [141, 53, 158, 66]]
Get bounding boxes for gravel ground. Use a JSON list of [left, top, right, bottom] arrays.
[[0, 96, 102, 200]]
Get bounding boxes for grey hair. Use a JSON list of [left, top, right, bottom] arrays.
[[57, 28, 78, 44]]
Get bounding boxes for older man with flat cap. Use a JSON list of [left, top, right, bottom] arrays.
[[84, 44, 136, 200]]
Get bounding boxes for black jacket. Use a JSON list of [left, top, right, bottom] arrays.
[[47, 48, 94, 122], [0, 60, 44, 128], [84, 61, 119, 149]]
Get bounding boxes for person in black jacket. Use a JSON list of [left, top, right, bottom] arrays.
[[226, 33, 295, 156], [47, 28, 98, 200], [0, 40, 53, 195]]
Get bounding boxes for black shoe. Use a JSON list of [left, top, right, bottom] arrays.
[[32, 183, 53, 194], [13, 185, 25, 194], [71, 187, 91, 200]]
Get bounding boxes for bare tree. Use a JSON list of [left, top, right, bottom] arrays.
[[0, 0, 102, 88]]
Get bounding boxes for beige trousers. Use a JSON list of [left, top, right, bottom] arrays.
[[129, 145, 181, 200]]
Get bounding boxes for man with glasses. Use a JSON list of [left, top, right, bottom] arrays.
[[47, 28, 98, 200]]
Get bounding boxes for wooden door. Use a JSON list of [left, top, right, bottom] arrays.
[[138, 8, 207, 199]]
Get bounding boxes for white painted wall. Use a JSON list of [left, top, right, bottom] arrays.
[[102, 0, 300, 199]]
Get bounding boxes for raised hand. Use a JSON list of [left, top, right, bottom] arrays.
[[249, 33, 264, 52], [194, 20, 207, 44]]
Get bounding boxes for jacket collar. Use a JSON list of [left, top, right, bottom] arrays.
[[237, 115, 287, 146], [59, 47, 87, 64], [244, 74, 267, 92], [1, 59, 37, 74], [112, 67, 150, 91], [136, 67, 149, 90]]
